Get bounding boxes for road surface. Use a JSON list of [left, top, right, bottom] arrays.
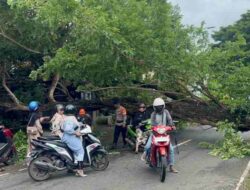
[[0, 126, 249, 190]]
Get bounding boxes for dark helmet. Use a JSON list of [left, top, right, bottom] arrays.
[[112, 97, 120, 105], [28, 101, 39, 112], [55, 104, 64, 112], [65, 104, 76, 115]]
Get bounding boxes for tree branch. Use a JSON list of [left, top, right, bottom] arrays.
[[0, 26, 42, 54], [199, 82, 227, 110], [1, 63, 20, 105], [176, 80, 209, 105], [57, 81, 74, 101], [0, 63, 28, 111], [48, 73, 60, 103], [88, 86, 183, 98]]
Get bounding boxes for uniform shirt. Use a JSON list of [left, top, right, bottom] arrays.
[[115, 106, 127, 126]]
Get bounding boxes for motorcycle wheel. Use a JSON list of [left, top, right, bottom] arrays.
[[4, 149, 18, 165], [160, 155, 167, 183], [91, 151, 109, 171], [28, 156, 51, 181]]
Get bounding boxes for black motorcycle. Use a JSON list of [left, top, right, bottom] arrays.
[[27, 125, 109, 181]]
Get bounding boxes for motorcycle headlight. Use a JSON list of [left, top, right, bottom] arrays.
[[156, 127, 166, 134]]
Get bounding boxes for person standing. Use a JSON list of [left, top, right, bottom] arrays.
[[112, 99, 127, 149], [26, 101, 49, 156]]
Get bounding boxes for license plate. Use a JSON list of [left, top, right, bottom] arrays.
[[155, 137, 168, 142]]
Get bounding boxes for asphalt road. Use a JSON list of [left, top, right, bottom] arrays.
[[0, 126, 249, 190]]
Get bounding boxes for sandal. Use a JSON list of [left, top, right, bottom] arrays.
[[169, 168, 179, 173], [76, 171, 87, 177]]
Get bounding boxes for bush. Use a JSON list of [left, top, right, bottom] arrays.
[[14, 130, 27, 161], [199, 121, 250, 160]]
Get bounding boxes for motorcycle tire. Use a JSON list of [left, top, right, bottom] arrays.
[[28, 156, 51, 181], [4, 149, 18, 165], [160, 155, 167, 183], [91, 151, 109, 171]]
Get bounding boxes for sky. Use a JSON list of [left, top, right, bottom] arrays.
[[168, 0, 250, 32]]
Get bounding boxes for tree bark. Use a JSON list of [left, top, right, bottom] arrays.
[[48, 73, 60, 103], [0, 63, 28, 111], [90, 86, 183, 99]]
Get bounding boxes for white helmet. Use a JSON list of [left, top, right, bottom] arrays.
[[153, 98, 165, 107], [153, 98, 165, 112]]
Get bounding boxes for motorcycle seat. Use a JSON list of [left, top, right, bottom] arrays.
[[47, 141, 68, 149], [38, 136, 61, 141]]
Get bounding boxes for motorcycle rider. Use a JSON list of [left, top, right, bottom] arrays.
[[77, 108, 92, 126], [26, 101, 49, 156], [132, 103, 150, 132], [50, 104, 65, 138], [142, 98, 178, 173], [61, 104, 86, 177]]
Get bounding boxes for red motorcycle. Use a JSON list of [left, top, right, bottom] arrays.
[[148, 125, 173, 182]]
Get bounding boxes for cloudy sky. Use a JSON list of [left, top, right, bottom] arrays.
[[168, 0, 250, 31]]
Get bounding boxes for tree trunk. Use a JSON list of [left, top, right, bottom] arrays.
[[57, 81, 74, 101], [0, 63, 28, 111], [48, 73, 60, 103]]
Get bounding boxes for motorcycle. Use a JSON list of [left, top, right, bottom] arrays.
[[27, 124, 109, 181], [0, 141, 17, 165], [0, 129, 17, 165], [125, 119, 151, 152], [147, 125, 173, 183]]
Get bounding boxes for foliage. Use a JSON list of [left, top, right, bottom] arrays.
[[199, 121, 250, 160], [176, 120, 191, 131], [0, 0, 250, 129], [13, 130, 27, 161], [0, 116, 22, 128], [211, 11, 250, 117]]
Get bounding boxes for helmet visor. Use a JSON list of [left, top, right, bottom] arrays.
[[154, 105, 164, 113]]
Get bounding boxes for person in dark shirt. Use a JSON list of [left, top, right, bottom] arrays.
[[132, 103, 150, 131], [77, 108, 92, 126]]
